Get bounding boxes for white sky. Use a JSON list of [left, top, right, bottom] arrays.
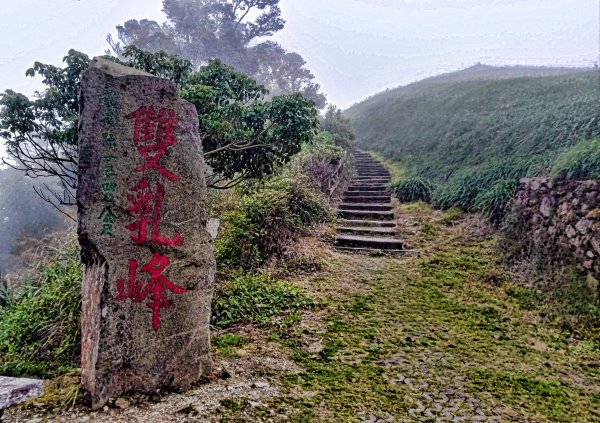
[[0, 0, 598, 158]]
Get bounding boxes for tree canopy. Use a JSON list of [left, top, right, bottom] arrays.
[[109, 0, 326, 109], [0, 48, 318, 209]]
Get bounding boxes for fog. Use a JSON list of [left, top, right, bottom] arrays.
[[0, 0, 597, 271]]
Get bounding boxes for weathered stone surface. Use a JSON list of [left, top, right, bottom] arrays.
[[0, 377, 44, 411], [501, 177, 599, 282], [78, 57, 215, 409]]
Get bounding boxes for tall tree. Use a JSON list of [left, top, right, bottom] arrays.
[[110, 0, 326, 108]]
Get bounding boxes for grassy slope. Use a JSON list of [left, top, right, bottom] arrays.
[[345, 65, 600, 181]]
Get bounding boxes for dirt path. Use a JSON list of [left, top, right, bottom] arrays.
[[6, 204, 600, 422]]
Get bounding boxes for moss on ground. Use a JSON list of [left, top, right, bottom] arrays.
[[216, 203, 600, 422]]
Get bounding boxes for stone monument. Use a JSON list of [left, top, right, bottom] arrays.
[[77, 57, 215, 409]]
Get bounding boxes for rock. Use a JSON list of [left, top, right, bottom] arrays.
[[78, 57, 216, 409], [115, 398, 130, 409], [586, 274, 599, 303], [591, 238, 600, 256], [575, 219, 592, 234], [306, 341, 324, 355], [587, 209, 600, 220], [252, 381, 270, 389], [565, 225, 577, 238], [206, 218, 220, 241], [0, 377, 44, 411], [540, 197, 553, 217]]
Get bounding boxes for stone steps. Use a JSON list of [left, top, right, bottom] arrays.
[[341, 219, 396, 228], [334, 151, 407, 251], [347, 185, 389, 192], [335, 235, 405, 250], [345, 190, 390, 197], [339, 203, 393, 212], [343, 195, 391, 204], [337, 226, 397, 236], [338, 209, 395, 220]]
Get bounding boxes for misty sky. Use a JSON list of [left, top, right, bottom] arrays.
[[0, 0, 597, 159]]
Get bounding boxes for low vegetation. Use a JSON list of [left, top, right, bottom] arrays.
[[0, 239, 82, 377], [390, 176, 436, 203], [211, 273, 315, 328], [215, 171, 333, 271]]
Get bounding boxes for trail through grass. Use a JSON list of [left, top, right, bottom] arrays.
[[217, 204, 600, 422]]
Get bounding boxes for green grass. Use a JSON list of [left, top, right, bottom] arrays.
[[390, 176, 436, 203], [212, 333, 249, 357], [0, 239, 82, 377], [211, 273, 315, 328], [551, 137, 600, 180]]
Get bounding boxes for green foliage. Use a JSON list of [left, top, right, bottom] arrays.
[[346, 66, 600, 223], [504, 284, 542, 310], [182, 59, 319, 188], [212, 333, 248, 357], [211, 273, 314, 328], [0, 49, 89, 205], [320, 105, 355, 148], [120, 45, 192, 87], [292, 131, 350, 194], [429, 158, 537, 222], [391, 177, 436, 203], [215, 171, 333, 269], [551, 138, 600, 180], [0, 240, 82, 377], [440, 207, 463, 224], [472, 178, 519, 225]]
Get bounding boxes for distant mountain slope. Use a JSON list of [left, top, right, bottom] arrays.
[[347, 65, 599, 176], [345, 64, 600, 220]]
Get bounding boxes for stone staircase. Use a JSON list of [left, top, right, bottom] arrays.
[[335, 152, 406, 251]]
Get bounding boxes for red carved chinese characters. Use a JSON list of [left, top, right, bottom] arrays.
[[125, 177, 183, 246], [117, 254, 187, 330], [125, 107, 180, 182], [117, 106, 186, 331]]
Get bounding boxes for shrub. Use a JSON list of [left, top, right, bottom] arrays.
[[551, 138, 600, 180], [391, 177, 436, 203], [211, 273, 314, 328], [292, 132, 351, 195], [473, 179, 519, 225], [431, 159, 530, 212], [215, 171, 333, 270], [0, 239, 82, 377]]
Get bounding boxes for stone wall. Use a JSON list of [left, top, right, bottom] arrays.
[[502, 178, 600, 280]]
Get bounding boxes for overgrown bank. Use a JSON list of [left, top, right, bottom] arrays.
[[346, 66, 600, 221]]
